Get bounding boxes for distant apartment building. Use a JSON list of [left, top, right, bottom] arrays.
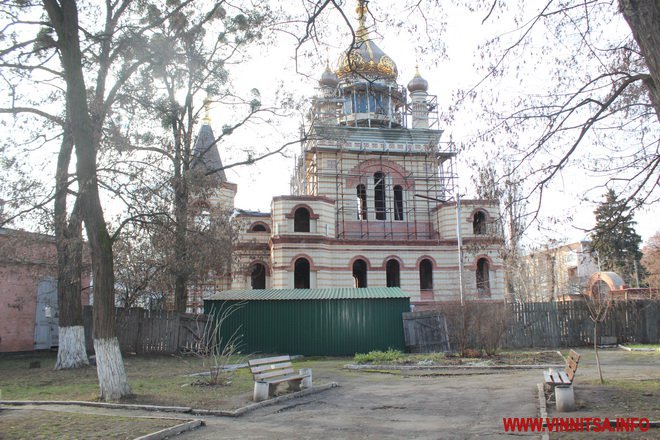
[[522, 240, 599, 301]]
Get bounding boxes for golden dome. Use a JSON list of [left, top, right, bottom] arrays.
[[336, 2, 398, 81]]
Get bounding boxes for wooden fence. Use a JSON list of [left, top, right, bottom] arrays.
[[82, 306, 211, 354], [403, 300, 659, 353]]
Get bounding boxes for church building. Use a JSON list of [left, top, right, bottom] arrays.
[[190, 2, 504, 310]]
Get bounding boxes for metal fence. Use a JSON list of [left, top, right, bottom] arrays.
[[402, 300, 659, 353], [82, 306, 211, 354]]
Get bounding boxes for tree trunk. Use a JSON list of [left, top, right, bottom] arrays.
[[54, 229, 87, 369], [54, 115, 88, 370], [173, 155, 190, 313], [44, 0, 130, 399], [94, 338, 131, 400], [619, 0, 660, 122], [56, 326, 88, 369], [594, 320, 604, 384]]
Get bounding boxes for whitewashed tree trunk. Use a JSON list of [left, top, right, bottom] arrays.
[[94, 338, 131, 401], [55, 326, 88, 370]]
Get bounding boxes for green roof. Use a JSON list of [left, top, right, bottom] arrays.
[[205, 287, 409, 301]]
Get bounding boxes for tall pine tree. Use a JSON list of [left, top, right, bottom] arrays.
[[591, 190, 644, 286]]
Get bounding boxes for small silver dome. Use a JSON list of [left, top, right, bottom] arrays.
[[319, 64, 339, 88], [407, 67, 428, 93]]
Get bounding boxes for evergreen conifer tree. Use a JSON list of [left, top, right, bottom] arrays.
[[591, 190, 644, 286]]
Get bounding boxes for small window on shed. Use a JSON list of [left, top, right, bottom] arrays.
[[294, 207, 311, 232], [352, 259, 368, 288], [386, 259, 400, 287], [419, 259, 433, 291], [294, 258, 310, 289], [251, 263, 266, 289], [473, 211, 487, 235]]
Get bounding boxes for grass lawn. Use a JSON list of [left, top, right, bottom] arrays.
[[0, 409, 184, 440], [0, 352, 258, 410], [351, 349, 564, 366], [622, 343, 660, 349]]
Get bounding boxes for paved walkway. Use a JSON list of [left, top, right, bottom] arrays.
[[179, 369, 542, 439]]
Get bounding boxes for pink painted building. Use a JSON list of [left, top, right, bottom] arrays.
[[0, 228, 90, 352]]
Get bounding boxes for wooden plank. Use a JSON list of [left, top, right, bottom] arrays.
[[257, 374, 307, 385], [551, 370, 562, 383], [249, 356, 291, 366], [558, 371, 571, 384], [544, 370, 554, 384], [567, 356, 578, 372], [250, 362, 293, 374], [254, 368, 296, 380], [569, 350, 580, 363], [566, 368, 575, 382]]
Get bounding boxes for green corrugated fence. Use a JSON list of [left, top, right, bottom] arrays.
[[204, 290, 409, 356]]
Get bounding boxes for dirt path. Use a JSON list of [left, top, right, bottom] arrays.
[[179, 369, 541, 439], [177, 349, 659, 439]]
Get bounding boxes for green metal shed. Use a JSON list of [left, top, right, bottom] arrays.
[[204, 287, 410, 356]]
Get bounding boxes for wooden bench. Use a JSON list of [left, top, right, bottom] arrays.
[[544, 349, 580, 387], [544, 350, 580, 411], [248, 355, 312, 402]]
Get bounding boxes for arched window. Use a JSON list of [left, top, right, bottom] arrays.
[[393, 185, 404, 220], [419, 259, 433, 291], [250, 263, 266, 289], [473, 211, 487, 235], [294, 258, 310, 289], [250, 223, 268, 232], [386, 259, 400, 287], [352, 259, 368, 288], [374, 172, 386, 220], [356, 184, 367, 220], [476, 258, 491, 295], [294, 207, 310, 232], [194, 210, 211, 231]]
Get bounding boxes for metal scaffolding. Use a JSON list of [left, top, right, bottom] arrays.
[[291, 84, 457, 241]]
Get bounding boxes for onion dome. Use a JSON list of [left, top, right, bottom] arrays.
[[407, 66, 428, 93], [336, 2, 398, 81], [319, 63, 339, 88]]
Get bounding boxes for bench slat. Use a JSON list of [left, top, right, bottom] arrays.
[[568, 350, 580, 363], [558, 371, 571, 384], [566, 368, 575, 382], [254, 368, 296, 381], [250, 362, 293, 374], [544, 370, 553, 384], [551, 370, 562, 383], [567, 357, 578, 372], [249, 355, 291, 366], [256, 374, 307, 385]]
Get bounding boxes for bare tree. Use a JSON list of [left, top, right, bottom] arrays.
[[585, 274, 612, 384], [114, 1, 299, 312], [294, 1, 659, 218], [641, 231, 660, 289], [473, 164, 528, 301], [0, 2, 90, 370]]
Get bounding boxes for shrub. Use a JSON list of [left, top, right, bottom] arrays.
[[353, 349, 403, 364]]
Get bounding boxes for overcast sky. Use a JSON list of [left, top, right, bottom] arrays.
[[206, 1, 658, 247], [0, 1, 656, 248]]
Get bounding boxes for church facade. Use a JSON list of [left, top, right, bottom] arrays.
[[191, 3, 504, 310]]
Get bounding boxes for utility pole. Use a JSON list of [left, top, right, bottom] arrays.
[[414, 192, 465, 304], [456, 192, 464, 305]]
